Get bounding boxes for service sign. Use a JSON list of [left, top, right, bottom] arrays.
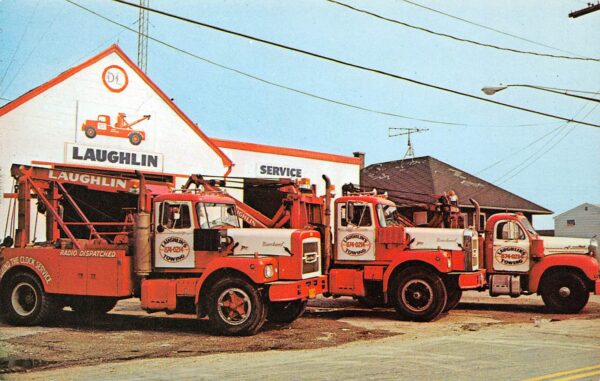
[[493, 245, 530, 272], [65, 143, 164, 171], [336, 231, 375, 261], [155, 235, 195, 268], [256, 163, 304, 179]]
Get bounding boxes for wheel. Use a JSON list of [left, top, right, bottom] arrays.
[[443, 277, 462, 312], [0, 272, 56, 326], [389, 268, 447, 322], [206, 276, 266, 336], [267, 300, 307, 324], [541, 271, 589, 314], [84, 126, 97, 138], [129, 132, 142, 145], [70, 297, 118, 316]]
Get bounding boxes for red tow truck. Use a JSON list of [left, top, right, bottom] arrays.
[[81, 113, 150, 145], [0, 165, 326, 335]]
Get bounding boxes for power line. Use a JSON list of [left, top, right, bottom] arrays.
[[65, 0, 558, 129], [109, 0, 600, 129], [327, 0, 600, 63], [398, 0, 591, 59]]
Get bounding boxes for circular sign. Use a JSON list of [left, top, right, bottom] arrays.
[[102, 65, 128, 93], [159, 236, 190, 263], [341, 233, 371, 256], [494, 246, 528, 266]]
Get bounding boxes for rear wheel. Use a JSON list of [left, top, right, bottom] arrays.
[[267, 300, 307, 324], [206, 276, 266, 336], [129, 132, 142, 145], [389, 268, 447, 322], [443, 277, 462, 312], [541, 271, 589, 314], [0, 272, 55, 326], [84, 126, 96, 138]]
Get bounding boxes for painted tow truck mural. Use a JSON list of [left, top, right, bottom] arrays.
[[81, 112, 151, 146]]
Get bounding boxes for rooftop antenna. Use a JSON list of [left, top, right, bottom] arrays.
[[388, 127, 429, 164], [137, 0, 149, 73]]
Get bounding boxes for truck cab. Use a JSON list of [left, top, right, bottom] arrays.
[[483, 213, 600, 313]]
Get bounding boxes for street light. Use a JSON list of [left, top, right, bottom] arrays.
[[481, 84, 600, 103]]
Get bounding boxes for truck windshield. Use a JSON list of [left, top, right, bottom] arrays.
[[377, 204, 400, 227], [519, 216, 537, 236], [197, 203, 240, 228]]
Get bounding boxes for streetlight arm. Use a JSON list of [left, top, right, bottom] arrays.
[[482, 84, 600, 103]]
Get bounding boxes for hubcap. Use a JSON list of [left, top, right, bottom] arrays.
[[558, 286, 571, 298], [401, 279, 434, 313], [217, 288, 251, 326], [11, 282, 38, 317]]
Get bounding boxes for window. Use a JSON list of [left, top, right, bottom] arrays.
[[567, 219, 576, 227], [340, 202, 372, 227], [496, 221, 525, 241], [160, 202, 191, 229], [197, 203, 240, 228]]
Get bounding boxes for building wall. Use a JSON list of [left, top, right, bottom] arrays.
[[0, 51, 229, 241], [554, 203, 600, 238], [219, 147, 360, 200]]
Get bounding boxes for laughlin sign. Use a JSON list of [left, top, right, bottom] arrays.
[[66, 143, 163, 170]]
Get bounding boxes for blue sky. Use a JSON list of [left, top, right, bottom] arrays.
[[1, 0, 599, 229]]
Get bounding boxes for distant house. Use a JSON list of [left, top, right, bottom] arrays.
[[554, 203, 600, 239], [361, 156, 552, 228]]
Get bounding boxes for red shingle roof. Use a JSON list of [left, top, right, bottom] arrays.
[[362, 156, 551, 214]]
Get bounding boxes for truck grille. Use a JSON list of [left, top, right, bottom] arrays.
[[302, 241, 319, 274]]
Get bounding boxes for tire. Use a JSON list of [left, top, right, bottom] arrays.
[[70, 297, 118, 316], [84, 126, 96, 139], [0, 272, 55, 326], [267, 300, 307, 324], [206, 276, 266, 336], [389, 268, 447, 322], [541, 271, 589, 314], [443, 277, 463, 312], [129, 132, 142, 145]]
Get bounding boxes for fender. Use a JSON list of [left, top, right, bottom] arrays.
[[529, 255, 599, 293], [382, 250, 451, 293], [0, 251, 54, 291], [194, 256, 279, 303]]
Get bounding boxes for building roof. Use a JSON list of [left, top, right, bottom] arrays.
[[0, 44, 233, 168], [212, 138, 361, 165], [553, 203, 600, 219], [362, 156, 552, 214]]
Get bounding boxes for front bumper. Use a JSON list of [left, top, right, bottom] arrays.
[[268, 275, 328, 302]]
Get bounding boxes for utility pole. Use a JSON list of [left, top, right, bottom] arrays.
[[569, 2, 600, 18], [388, 127, 429, 162], [137, 0, 149, 73]]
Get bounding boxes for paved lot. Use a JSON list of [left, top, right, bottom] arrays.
[[2, 293, 600, 380]]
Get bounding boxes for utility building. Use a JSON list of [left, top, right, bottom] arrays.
[[554, 203, 600, 239]]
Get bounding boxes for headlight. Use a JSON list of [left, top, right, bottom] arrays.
[[264, 264, 274, 279]]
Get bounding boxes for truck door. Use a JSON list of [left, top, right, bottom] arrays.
[[492, 220, 530, 272], [336, 201, 376, 261], [154, 201, 195, 268]]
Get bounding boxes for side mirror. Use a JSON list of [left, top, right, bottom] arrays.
[[346, 203, 354, 223], [530, 238, 545, 259]]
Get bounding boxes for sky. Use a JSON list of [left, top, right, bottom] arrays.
[[0, 0, 599, 230]]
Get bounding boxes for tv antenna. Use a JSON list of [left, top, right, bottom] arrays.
[[388, 127, 429, 161]]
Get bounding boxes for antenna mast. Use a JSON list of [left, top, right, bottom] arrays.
[[388, 127, 429, 161], [137, 0, 149, 73]]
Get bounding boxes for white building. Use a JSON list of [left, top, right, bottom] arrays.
[[554, 203, 600, 239], [0, 45, 360, 241]]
